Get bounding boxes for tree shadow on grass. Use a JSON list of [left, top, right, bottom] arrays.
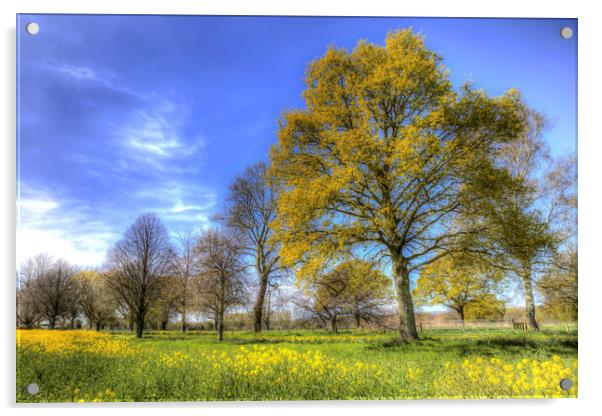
[[366, 333, 578, 358], [226, 338, 287, 345]]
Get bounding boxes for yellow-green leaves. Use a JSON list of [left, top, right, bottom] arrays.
[[269, 28, 531, 314], [414, 254, 506, 318]]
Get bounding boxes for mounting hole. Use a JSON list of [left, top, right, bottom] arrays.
[[560, 27, 573, 39], [25, 383, 40, 395], [26, 22, 40, 35], [559, 378, 573, 391]]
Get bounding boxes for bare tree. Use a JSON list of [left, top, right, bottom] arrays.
[[105, 213, 175, 338], [114, 300, 134, 332], [64, 286, 82, 329], [262, 282, 289, 331], [21, 253, 54, 281], [16, 283, 40, 329], [16, 254, 53, 328], [221, 162, 284, 332], [292, 287, 337, 332], [173, 228, 199, 332], [30, 259, 79, 329], [76, 270, 116, 330], [194, 229, 248, 341]]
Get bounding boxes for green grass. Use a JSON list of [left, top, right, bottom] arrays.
[[16, 327, 578, 402]]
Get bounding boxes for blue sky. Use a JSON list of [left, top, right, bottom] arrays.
[[16, 15, 577, 268]]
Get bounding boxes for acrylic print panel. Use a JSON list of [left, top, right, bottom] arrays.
[[16, 14, 577, 402]]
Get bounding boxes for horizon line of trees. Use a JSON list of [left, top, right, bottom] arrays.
[[16, 234, 576, 337], [15, 241, 576, 335]]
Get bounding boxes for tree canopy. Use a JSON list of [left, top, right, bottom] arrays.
[[465, 114, 576, 329], [316, 259, 391, 331], [414, 254, 506, 321], [537, 249, 577, 321]]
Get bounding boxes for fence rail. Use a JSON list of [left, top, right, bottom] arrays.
[[417, 319, 576, 331]]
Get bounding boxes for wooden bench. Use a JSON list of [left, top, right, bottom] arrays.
[[512, 319, 528, 330]]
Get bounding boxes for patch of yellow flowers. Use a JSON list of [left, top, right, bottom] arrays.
[[17, 330, 134, 357], [434, 355, 578, 398], [145, 345, 386, 400], [72, 387, 116, 403], [155, 345, 382, 382], [222, 345, 381, 380]]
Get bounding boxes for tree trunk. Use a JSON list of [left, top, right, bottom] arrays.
[[522, 267, 539, 330], [217, 309, 224, 341], [318, 317, 327, 331], [181, 305, 187, 332], [135, 312, 144, 338], [458, 306, 465, 323], [354, 310, 362, 329], [330, 315, 338, 334], [392, 255, 419, 341], [253, 272, 269, 333]]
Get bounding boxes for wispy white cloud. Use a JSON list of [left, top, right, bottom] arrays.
[[45, 61, 207, 174], [134, 181, 218, 230], [171, 199, 205, 213], [55, 64, 97, 81], [18, 198, 59, 214], [17, 186, 119, 268], [117, 98, 206, 169], [16, 181, 219, 268], [44, 61, 141, 97]]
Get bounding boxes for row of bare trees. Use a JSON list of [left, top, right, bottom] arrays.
[[103, 214, 257, 339], [17, 220, 252, 339], [17, 224, 396, 337], [17, 255, 79, 329]]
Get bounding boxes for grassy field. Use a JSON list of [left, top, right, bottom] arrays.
[[16, 327, 578, 402]]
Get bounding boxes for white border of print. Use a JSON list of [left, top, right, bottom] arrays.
[[1, 1, 600, 416]]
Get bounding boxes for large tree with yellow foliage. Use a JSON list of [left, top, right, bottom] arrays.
[[270, 29, 530, 341]]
